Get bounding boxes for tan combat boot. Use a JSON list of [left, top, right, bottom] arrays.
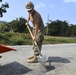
[[28, 55, 34, 59], [27, 56, 38, 63]]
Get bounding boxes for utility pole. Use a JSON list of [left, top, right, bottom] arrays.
[[0, 0, 9, 17]]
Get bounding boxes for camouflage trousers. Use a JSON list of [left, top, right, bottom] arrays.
[[33, 30, 44, 56]]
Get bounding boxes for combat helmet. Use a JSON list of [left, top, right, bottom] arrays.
[[25, 1, 34, 11]]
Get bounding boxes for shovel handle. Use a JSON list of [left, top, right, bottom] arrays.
[[26, 23, 42, 56], [26, 24, 37, 46]]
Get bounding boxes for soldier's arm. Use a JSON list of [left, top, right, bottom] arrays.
[[27, 13, 30, 24], [26, 13, 30, 25], [34, 23, 39, 39]]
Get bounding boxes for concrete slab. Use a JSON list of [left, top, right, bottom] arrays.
[[0, 44, 76, 75]]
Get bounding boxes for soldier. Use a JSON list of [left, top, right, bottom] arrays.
[[25, 1, 44, 63]]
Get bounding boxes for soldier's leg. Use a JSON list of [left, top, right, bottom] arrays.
[[34, 35, 44, 56]]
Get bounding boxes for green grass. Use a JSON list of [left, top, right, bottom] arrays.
[[43, 36, 76, 44], [0, 33, 76, 45]]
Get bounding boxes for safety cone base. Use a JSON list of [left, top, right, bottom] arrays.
[[0, 44, 16, 53]]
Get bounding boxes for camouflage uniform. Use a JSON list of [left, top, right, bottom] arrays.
[[28, 10, 44, 56]]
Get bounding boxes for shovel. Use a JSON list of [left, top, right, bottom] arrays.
[[26, 23, 48, 63]]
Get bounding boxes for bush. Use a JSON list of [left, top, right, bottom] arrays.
[[0, 33, 32, 45], [0, 33, 76, 45]]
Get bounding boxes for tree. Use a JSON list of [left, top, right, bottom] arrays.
[[17, 17, 27, 33], [9, 17, 29, 33], [68, 25, 76, 37], [0, 22, 10, 32], [47, 20, 69, 36], [9, 18, 19, 32], [0, 17, 32, 33], [0, 0, 9, 17]]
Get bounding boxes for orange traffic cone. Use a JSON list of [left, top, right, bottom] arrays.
[[0, 44, 16, 53]]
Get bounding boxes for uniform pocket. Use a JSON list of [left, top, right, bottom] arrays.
[[36, 32, 44, 42]]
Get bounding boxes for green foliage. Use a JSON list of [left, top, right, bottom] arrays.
[[47, 20, 69, 36], [0, 17, 30, 33], [0, 33, 32, 45], [0, 32, 13, 44], [0, 19, 76, 37], [11, 36, 25, 45], [10, 33, 32, 45], [9, 17, 29, 33], [0, 23, 10, 32], [43, 36, 76, 44], [9, 19, 19, 32], [0, 33, 76, 45], [46, 19, 76, 37], [68, 25, 76, 37]]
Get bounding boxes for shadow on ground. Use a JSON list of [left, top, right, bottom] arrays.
[[45, 65, 55, 72], [44, 56, 70, 72], [48, 56, 70, 63], [0, 61, 32, 75]]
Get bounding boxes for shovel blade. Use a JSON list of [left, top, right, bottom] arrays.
[[38, 54, 48, 63]]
